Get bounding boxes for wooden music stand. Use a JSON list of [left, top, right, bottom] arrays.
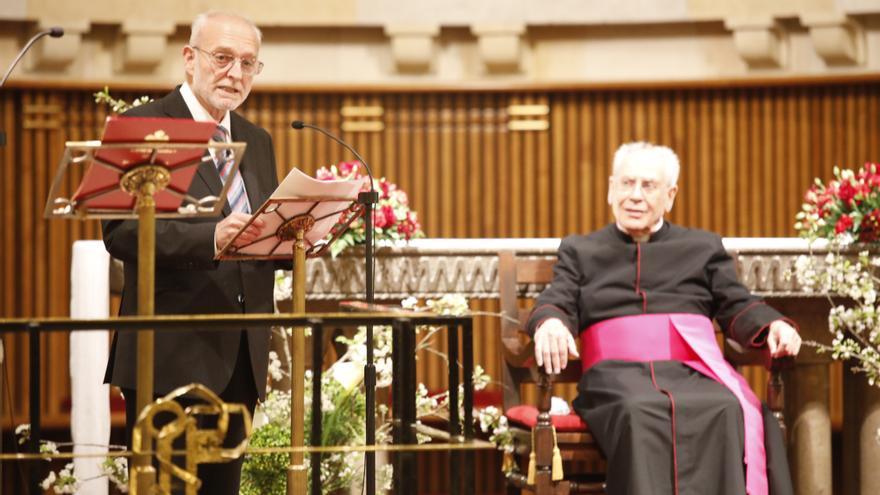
[[44, 116, 245, 493], [216, 195, 364, 495]]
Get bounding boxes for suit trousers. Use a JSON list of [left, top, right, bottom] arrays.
[[123, 331, 259, 495]]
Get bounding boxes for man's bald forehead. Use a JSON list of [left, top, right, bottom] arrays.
[[190, 11, 262, 46]]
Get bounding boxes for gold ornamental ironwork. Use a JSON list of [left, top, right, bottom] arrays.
[[277, 214, 316, 241], [130, 383, 252, 495], [120, 165, 172, 198]]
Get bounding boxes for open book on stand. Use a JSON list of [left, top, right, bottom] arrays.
[[215, 168, 367, 260]]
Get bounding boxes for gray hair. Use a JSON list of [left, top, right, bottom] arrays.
[[611, 141, 680, 187], [189, 11, 263, 46]]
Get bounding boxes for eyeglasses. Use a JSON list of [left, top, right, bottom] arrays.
[[190, 46, 264, 76], [615, 177, 664, 196]]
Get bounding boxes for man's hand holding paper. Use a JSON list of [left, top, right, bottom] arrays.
[[216, 212, 266, 250]]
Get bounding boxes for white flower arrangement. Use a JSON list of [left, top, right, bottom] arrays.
[[793, 249, 880, 386]]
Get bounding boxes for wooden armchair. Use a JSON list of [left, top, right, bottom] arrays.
[[496, 250, 790, 495]]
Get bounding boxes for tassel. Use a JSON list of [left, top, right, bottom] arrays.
[[551, 427, 564, 481], [527, 451, 536, 485], [527, 428, 536, 485], [551, 446, 563, 481]]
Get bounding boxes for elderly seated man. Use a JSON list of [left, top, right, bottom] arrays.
[[528, 142, 801, 495]]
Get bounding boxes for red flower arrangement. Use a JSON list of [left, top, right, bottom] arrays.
[[316, 161, 424, 256], [797, 163, 880, 244]]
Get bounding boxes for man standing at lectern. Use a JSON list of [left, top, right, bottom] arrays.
[[529, 142, 801, 494], [102, 11, 275, 494]]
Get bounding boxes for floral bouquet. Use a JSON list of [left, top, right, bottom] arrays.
[[793, 162, 880, 388], [316, 161, 423, 257], [796, 163, 880, 245]]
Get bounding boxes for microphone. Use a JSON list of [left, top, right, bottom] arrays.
[[0, 27, 65, 88]]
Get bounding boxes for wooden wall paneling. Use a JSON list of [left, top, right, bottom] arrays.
[[820, 89, 836, 185], [464, 94, 481, 237], [484, 93, 501, 238], [368, 94, 384, 188], [761, 90, 775, 235], [770, 89, 785, 235], [481, 92, 496, 238], [843, 86, 856, 168], [507, 95, 523, 237], [302, 93, 319, 174], [697, 92, 712, 231], [452, 95, 467, 237], [871, 85, 880, 161], [734, 90, 749, 236], [498, 92, 513, 237], [21, 91, 35, 318], [703, 91, 716, 231], [269, 93, 288, 181], [558, 94, 576, 234], [33, 91, 49, 318], [746, 92, 760, 236], [396, 94, 414, 229], [410, 95, 427, 238], [788, 92, 804, 234], [590, 94, 607, 231], [382, 94, 399, 210], [524, 93, 543, 237], [2, 90, 16, 317], [721, 92, 737, 236], [439, 94, 454, 237], [856, 84, 872, 164], [535, 94, 552, 238], [681, 91, 698, 229]]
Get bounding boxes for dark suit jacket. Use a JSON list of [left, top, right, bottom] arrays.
[[103, 88, 279, 401]]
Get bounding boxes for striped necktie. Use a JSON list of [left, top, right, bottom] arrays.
[[213, 124, 250, 214]]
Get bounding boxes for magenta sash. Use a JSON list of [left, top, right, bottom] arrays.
[[581, 313, 768, 495]]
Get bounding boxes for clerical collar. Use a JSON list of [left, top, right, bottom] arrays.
[[614, 219, 667, 243]]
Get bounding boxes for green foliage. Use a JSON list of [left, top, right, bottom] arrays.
[[93, 86, 152, 114]]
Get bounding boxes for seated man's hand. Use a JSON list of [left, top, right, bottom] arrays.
[[534, 318, 579, 375], [767, 320, 801, 358], [215, 213, 265, 251]]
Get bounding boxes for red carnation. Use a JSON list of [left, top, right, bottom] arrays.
[[838, 179, 857, 205], [835, 214, 854, 234], [860, 209, 880, 242], [396, 212, 420, 240], [379, 179, 393, 199], [338, 161, 361, 178]]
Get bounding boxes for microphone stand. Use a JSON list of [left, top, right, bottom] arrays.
[[290, 121, 379, 493], [0, 27, 64, 147]]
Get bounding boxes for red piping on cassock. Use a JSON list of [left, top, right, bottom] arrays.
[[650, 362, 680, 495], [636, 243, 648, 313]]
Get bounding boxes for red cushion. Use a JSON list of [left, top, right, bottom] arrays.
[[506, 405, 588, 432]]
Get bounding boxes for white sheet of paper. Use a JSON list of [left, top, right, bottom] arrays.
[[271, 167, 365, 199]]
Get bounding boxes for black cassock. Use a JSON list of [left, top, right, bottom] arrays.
[[527, 222, 793, 495]]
